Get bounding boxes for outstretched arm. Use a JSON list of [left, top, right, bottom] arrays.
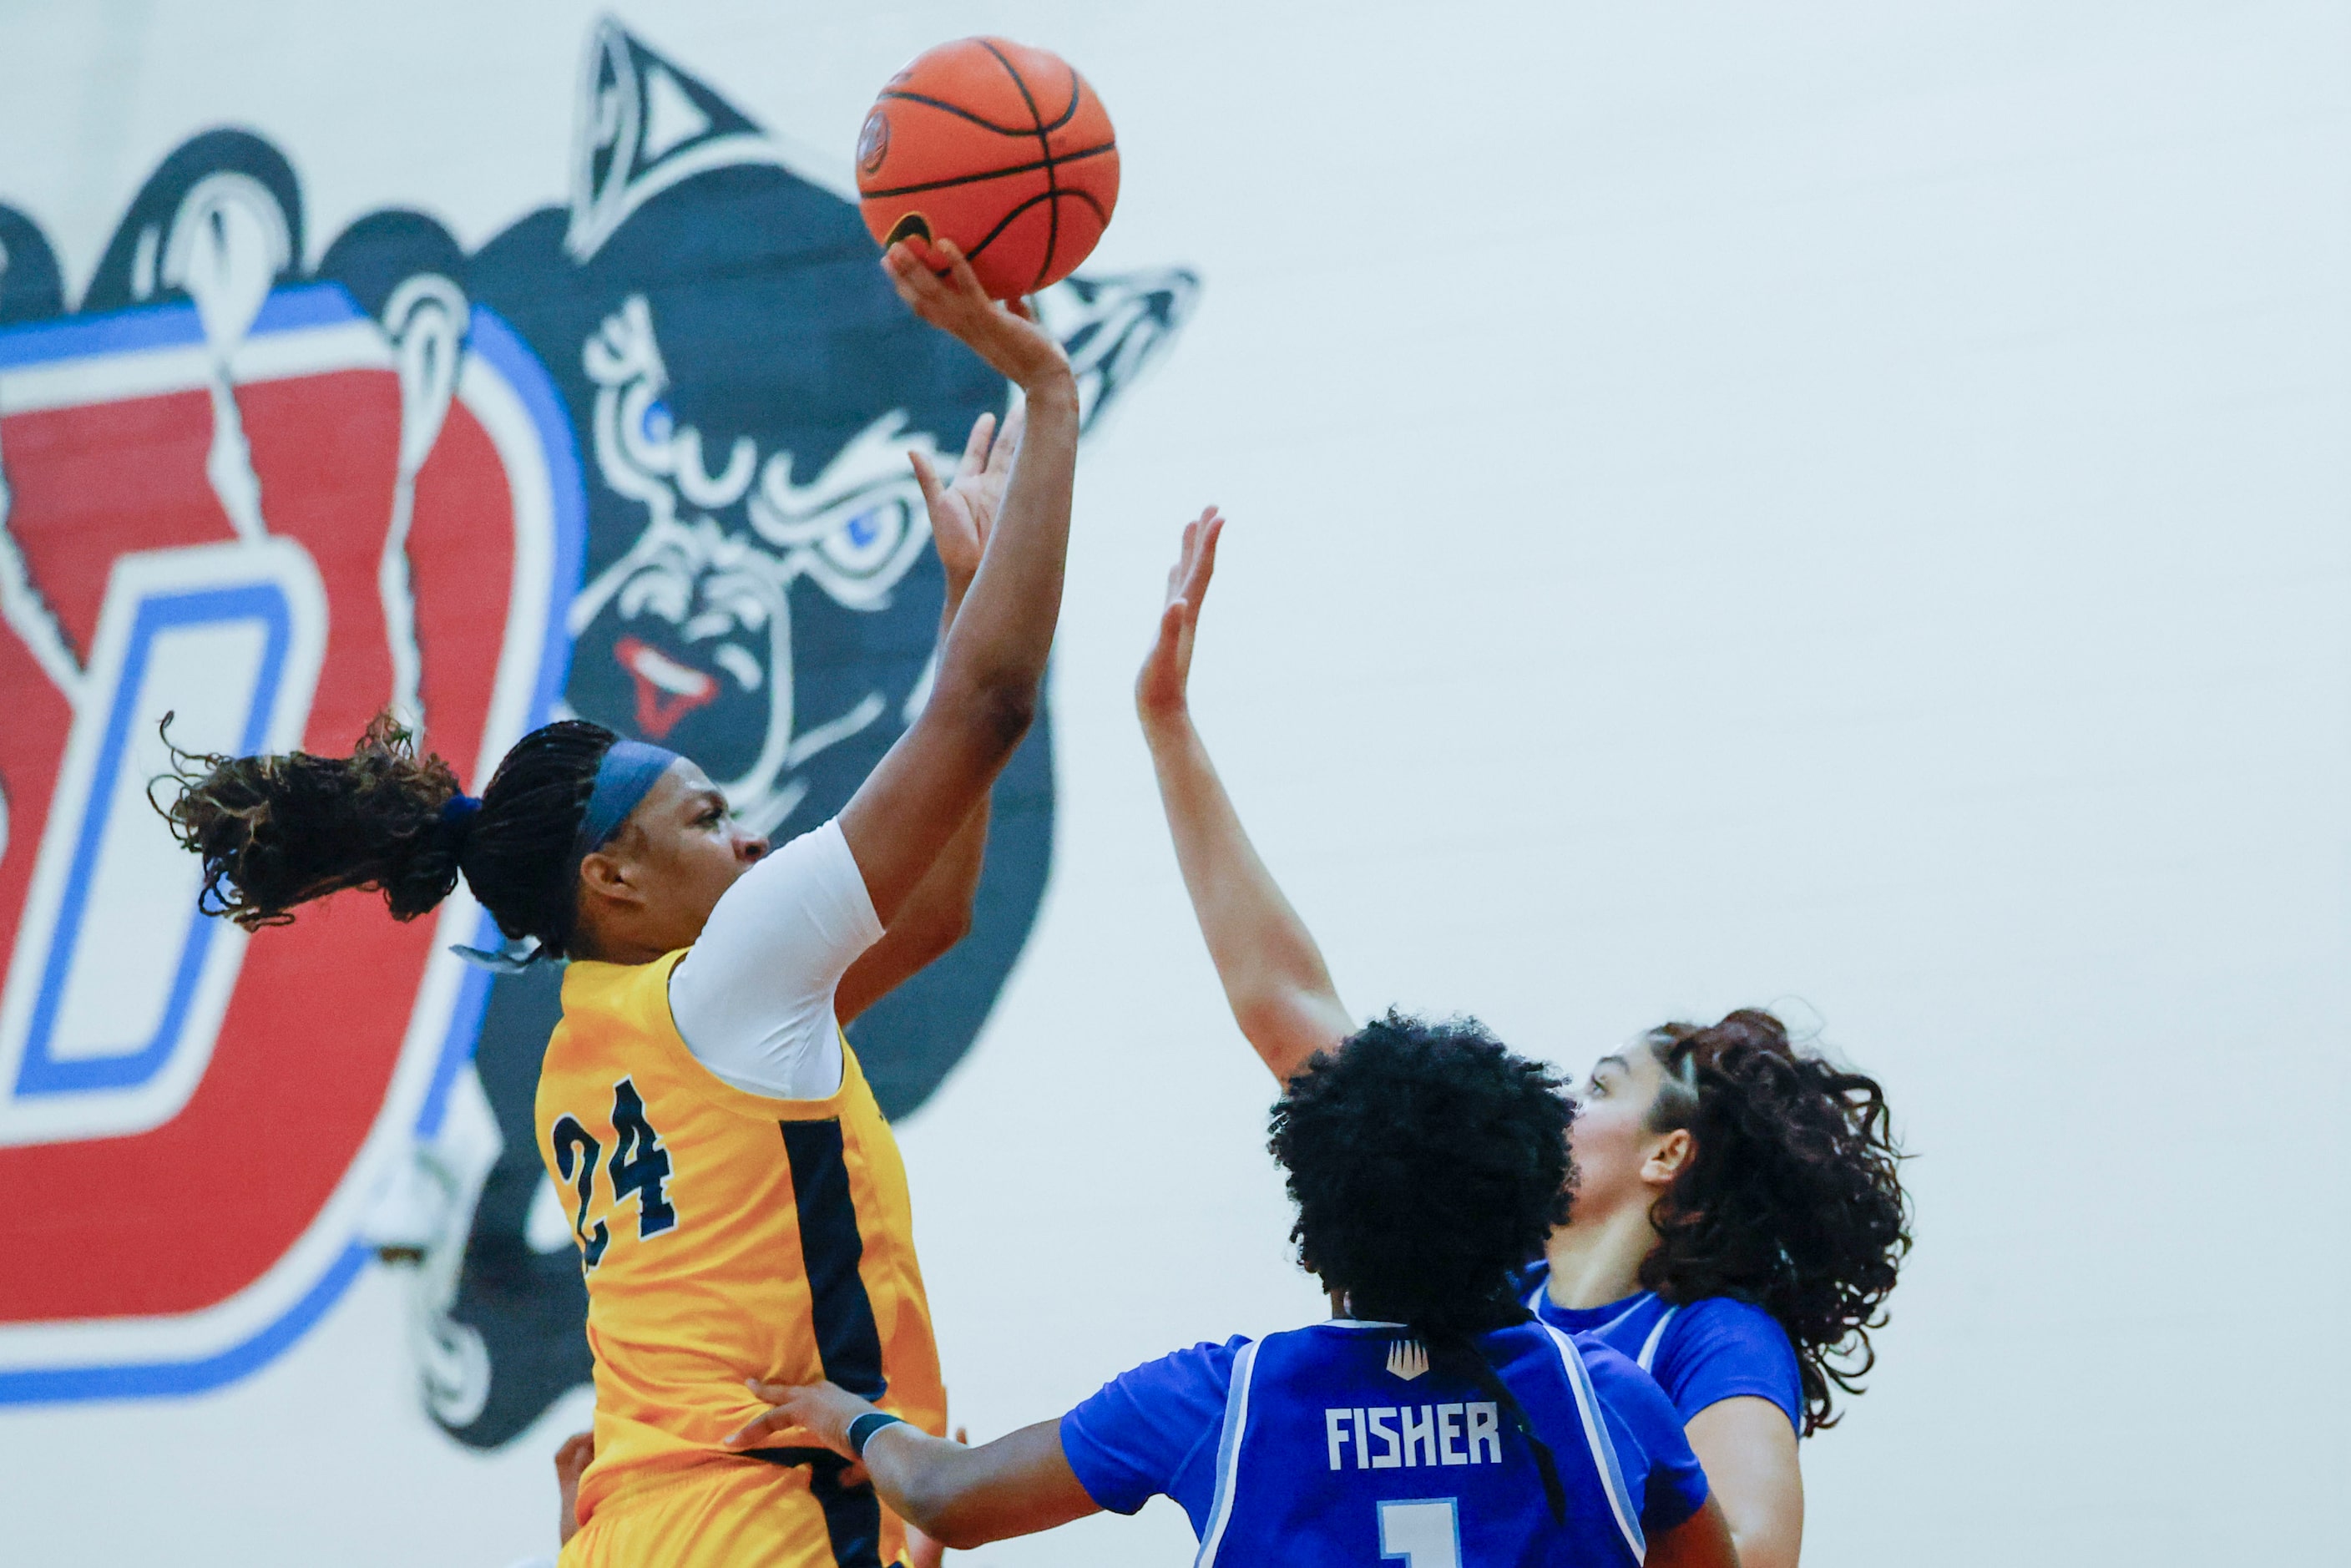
[[729, 1382, 1099, 1550], [839, 242, 1077, 925], [836, 404, 1024, 1024], [1136, 511, 1353, 1083]]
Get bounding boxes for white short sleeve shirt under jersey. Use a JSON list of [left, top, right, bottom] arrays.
[[667, 817, 883, 1100]]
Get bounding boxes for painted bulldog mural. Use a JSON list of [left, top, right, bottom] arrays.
[[0, 21, 1195, 1445]]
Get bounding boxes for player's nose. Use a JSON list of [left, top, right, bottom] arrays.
[[740, 832, 771, 862]]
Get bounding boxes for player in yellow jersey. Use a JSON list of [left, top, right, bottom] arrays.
[[160, 236, 1078, 1567]]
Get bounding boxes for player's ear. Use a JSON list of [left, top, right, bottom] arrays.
[[578, 847, 648, 909], [1640, 1127, 1695, 1188]]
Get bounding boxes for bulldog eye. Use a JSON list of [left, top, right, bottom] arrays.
[[815, 495, 910, 579], [639, 399, 674, 445]]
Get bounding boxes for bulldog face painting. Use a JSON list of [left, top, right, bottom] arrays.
[[0, 22, 1194, 1444]]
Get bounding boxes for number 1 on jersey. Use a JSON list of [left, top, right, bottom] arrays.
[[1379, 1499, 1462, 1568]]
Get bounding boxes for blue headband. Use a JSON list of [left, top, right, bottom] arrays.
[[447, 739, 681, 973], [574, 740, 681, 855]]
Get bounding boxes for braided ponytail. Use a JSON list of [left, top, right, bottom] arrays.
[[158, 711, 466, 927], [1419, 1327, 1568, 1524], [155, 712, 622, 957]]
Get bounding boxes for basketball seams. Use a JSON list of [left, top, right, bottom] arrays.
[[1047, 72, 1083, 134], [963, 190, 1055, 264], [1055, 189, 1111, 225], [874, 89, 1036, 140], [984, 41, 1084, 134], [976, 38, 1061, 291], [860, 142, 1116, 201], [960, 188, 1106, 266], [976, 38, 1050, 136]]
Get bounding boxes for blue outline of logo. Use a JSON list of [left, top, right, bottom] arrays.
[[16, 583, 291, 1096], [0, 286, 584, 1403]]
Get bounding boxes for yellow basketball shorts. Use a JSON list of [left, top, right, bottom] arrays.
[[560, 1453, 906, 1568]]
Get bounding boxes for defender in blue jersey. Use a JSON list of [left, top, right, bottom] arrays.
[[1055, 1318, 1700, 1566], [1514, 1269, 1803, 1434], [732, 1016, 1738, 1567], [1514, 1004, 1906, 1567], [1130, 512, 1914, 1568]]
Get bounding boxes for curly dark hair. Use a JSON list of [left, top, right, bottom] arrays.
[[1272, 1013, 1580, 1520], [154, 712, 620, 954], [1271, 1011, 1574, 1334], [1637, 1008, 1911, 1434]]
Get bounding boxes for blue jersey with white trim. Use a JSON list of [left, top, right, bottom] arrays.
[[1189, 1320, 1687, 1568], [1517, 1265, 1804, 1434]]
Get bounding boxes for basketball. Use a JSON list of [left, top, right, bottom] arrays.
[[856, 37, 1120, 300]]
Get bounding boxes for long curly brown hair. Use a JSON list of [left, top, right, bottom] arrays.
[[154, 711, 619, 952], [1637, 1008, 1911, 1434]]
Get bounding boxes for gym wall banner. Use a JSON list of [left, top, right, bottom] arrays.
[[0, 20, 1195, 1446]]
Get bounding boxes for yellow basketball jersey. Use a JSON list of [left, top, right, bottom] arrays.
[[534, 949, 945, 1560]]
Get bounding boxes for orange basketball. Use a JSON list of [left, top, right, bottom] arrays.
[[856, 38, 1120, 300]]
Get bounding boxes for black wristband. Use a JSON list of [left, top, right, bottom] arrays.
[[847, 1410, 908, 1458]]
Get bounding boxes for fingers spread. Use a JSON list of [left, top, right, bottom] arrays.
[[883, 241, 928, 288], [958, 412, 995, 480], [883, 240, 955, 320], [1191, 511, 1225, 602], [724, 1409, 784, 1448], [908, 449, 944, 510], [882, 245, 933, 313], [987, 401, 1026, 473], [934, 237, 987, 299]]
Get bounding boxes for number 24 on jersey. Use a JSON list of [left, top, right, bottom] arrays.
[[549, 1076, 677, 1267]]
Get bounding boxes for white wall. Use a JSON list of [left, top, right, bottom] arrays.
[[1, 2, 2343, 1562]]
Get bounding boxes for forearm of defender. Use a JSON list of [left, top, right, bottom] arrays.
[[862, 1419, 1100, 1550]]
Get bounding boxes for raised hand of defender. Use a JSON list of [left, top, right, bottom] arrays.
[[882, 237, 1069, 391], [914, 401, 1026, 606], [1136, 507, 1225, 726]]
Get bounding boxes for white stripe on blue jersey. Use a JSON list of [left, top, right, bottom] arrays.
[[1540, 1323, 1647, 1562]]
